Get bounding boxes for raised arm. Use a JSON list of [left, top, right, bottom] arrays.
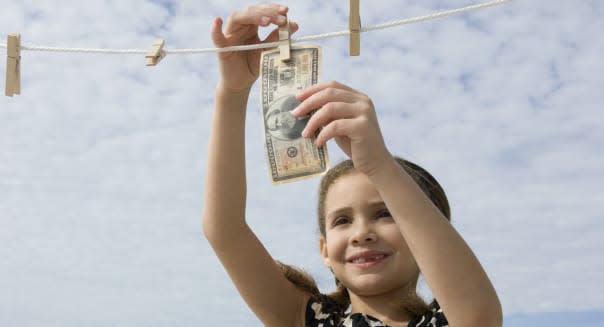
[[201, 5, 308, 327], [295, 81, 503, 327], [365, 156, 502, 327]]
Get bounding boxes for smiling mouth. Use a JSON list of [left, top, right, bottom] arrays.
[[349, 254, 387, 264], [346, 251, 391, 269]]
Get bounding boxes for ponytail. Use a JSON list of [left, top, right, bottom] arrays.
[[276, 261, 321, 297], [325, 277, 350, 315], [276, 262, 349, 316]]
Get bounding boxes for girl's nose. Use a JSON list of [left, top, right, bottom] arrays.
[[351, 222, 377, 245]]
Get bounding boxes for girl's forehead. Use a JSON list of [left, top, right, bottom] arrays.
[[324, 172, 382, 210]]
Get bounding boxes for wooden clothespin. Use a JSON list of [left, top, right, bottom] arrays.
[[349, 0, 361, 56], [5, 33, 21, 97], [145, 39, 166, 66], [279, 17, 291, 62]]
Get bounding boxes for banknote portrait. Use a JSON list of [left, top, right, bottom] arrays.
[[265, 95, 309, 141]]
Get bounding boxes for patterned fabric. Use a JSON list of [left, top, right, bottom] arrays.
[[305, 296, 448, 327]]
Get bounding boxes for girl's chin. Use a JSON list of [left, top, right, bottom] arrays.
[[344, 273, 416, 297], [344, 276, 393, 295]]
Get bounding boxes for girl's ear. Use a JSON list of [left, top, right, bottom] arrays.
[[319, 237, 330, 268]]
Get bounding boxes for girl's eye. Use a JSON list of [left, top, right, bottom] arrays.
[[376, 209, 392, 219], [333, 216, 351, 226]]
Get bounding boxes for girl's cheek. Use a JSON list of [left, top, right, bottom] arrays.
[[329, 237, 348, 255]]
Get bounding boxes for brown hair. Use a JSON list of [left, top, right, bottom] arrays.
[[280, 157, 451, 317]]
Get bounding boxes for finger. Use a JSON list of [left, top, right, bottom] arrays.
[[301, 102, 358, 138], [211, 17, 229, 48], [314, 118, 356, 147], [251, 3, 289, 15], [292, 86, 359, 118], [249, 4, 290, 24], [296, 80, 360, 102], [290, 21, 299, 34], [225, 5, 288, 33], [224, 12, 266, 34]]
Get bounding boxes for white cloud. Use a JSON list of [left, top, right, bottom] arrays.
[[1, 0, 603, 325]]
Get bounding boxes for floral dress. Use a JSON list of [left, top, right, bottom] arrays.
[[305, 296, 448, 327]]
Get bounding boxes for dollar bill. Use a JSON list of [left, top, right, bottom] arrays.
[[260, 46, 329, 184]]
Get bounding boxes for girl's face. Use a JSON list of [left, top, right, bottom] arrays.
[[320, 172, 419, 297]]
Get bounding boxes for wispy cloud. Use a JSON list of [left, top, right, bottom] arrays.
[[1, 0, 603, 325]]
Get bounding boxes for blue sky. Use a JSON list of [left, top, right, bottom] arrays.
[[1, 0, 603, 326], [506, 311, 604, 326]]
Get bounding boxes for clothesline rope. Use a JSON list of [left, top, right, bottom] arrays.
[[1, 0, 513, 55]]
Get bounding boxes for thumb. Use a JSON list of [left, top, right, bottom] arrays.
[[211, 17, 228, 48]]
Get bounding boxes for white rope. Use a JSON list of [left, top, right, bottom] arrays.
[[0, 0, 513, 55]]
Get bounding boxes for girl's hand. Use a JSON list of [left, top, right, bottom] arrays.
[[292, 81, 392, 177], [211, 4, 299, 92]]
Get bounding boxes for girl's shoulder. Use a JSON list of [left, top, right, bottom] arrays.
[[305, 296, 449, 327]]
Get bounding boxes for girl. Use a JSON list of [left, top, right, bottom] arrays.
[[202, 4, 502, 327]]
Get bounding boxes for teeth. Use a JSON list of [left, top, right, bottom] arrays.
[[352, 255, 385, 263]]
